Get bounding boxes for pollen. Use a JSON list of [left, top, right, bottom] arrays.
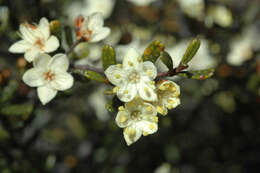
[[44, 70, 55, 81], [159, 85, 166, 91], [168, 99, 175, 105], [146, 70, 152, 76], [137, 57, 142, 63], [128, 61, 134, 67], [170, 86, 176, 92], [143, 131, 149, 136], [117, 64, 123, 68], [146, 105, 153, 112], [124, 90, 129, 94], [115, 74, 121, 79], [153, 116, 159, 123], [156, 106, 167, 115], [149, 124, 155, 130], [118, 106, 125, 111], [113, 86, 119, 93], [120, 115, 127, 123]]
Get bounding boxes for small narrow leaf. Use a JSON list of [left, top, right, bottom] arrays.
[[160, 51, 173, 70], [180, 38, 200, 65], [142, 40, 165, 63], [178, 68, 215, 80], [0, 104, 34, 120], [85, 70, 107, 83], [102, 45, 116, 70]]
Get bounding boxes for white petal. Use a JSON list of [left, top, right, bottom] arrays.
[[104, 65, 127, 86], [140, 102, 157, 116], [138, 81, 157, 101], [37, 86, 57, 105], [115, 110, 131, 128], [38, 17, 50, 40], [33, 53, 52, 68], [50, 54, 69, 71], [8, 40, 31, 53], [142, 61, 157, 79], [22, 68, 44, 87], [24, 47, 42, 62], [43, 36, 60, 53], [88, 12, 104, 31], [123, 48, 141, 70], [90, 27, 110, 42], [123, 125, 142, 146], [117, 83, 137, 102], [19, 24, 37, 44], [136, 120, 158, 135], [50, 72, 74, 91]]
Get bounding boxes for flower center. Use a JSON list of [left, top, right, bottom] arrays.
[[35, 38, 44, 50], [130, 111, 141, 121], [44, 70, 55, 81], [129, 71, 140, 83]]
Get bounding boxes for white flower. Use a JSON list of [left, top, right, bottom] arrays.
[[127, 0, 157, 6], [115, 98, 158, 145], [154, 80, 180, 115], [9, 17, 59, 62], [75, 12, 110, 42], [105, 48, 157, 102], [22, 53, 74, 105], [177, 0, 205, 20], [84, 0, 116, 19]]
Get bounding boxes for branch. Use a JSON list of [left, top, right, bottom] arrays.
[[66, 38, 84, 56], [156, 64, 188, 79]]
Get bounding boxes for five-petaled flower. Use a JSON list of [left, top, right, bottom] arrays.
[[115, 98, 158, 145], [105, 48, 158, 102], [75, 12, 110, 42], [154, 80, 181, 115], [9, 17, 59, 62], [22, 53, 74, 105]]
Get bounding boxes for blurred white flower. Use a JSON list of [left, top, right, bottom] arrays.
[[9, 18, 59, 62], [65, 0, 115, 23], [177, 0, 205, 20], [156, 39, 216, 72], [115, 98, 158, 145], [23, 53, 73, 105], [154, 80, 180, 115], [75, 12, 110, 42], [127, 0, 157, 6], [227, 25, 260, 66], [205, 5, 233, 28], [105, 48, 157, 102]]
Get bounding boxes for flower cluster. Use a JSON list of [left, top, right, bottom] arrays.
[[105, 48, 180, 145], [9, 13, 110, 105]]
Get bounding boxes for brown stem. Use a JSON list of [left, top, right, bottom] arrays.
[[66, 38, 84, 56]]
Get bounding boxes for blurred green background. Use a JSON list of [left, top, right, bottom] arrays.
[[0, 0, 260, 172]]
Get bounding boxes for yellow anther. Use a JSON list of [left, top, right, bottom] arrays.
[[170, 86, 176, 92], [156, 106, 167, 115], [138, 57, 142, 63], [168, 99, 175, 105], [146, 105, 153, 112], [124, 90, 129, 94], [128, 61, 134, 66], [153, 116, 159, 123], [120, 115, 127, 123], [167, 105, 174, 109], [164, 84, 169, 88], [118, 106, 125, 111], [146, 70, 152, 76], [159, 85, 166, 91], [113, 86, 119, 93], [149, 81, 155, 85], [115, 74, 121, 79], [143, 132, 149, 136], [149, 124, 155, 130], [117, 64, 123, 68]]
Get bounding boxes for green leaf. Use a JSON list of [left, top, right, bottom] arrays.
[[180, 38, 200, 65], [102, 45, 116, 70], [142, 40, 165, 63], [85, 70, 107, 83], [178, 68, 215, 80], [0, 104, 34, 120], [0, 80, 19, 103], [160, 51, 173, 70]]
